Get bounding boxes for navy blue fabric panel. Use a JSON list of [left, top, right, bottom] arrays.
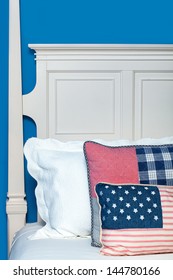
[[96, 183, 163, 230]]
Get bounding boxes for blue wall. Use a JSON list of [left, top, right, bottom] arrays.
[[1, 0, 173, 260]]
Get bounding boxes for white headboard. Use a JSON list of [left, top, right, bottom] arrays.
[[24, 43, 173, 141], [7, 0, 173, 251]]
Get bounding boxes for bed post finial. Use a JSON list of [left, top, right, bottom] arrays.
[[6, 0, 27, 252]]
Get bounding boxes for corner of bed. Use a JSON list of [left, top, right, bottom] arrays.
[[7, 0, 173, 259]]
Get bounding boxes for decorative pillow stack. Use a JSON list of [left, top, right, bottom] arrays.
[[95, 183, 173, 256], [84, 141, 173, 248], [24, 136, 173, 256]]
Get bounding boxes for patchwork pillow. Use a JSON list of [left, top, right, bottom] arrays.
[[84, 141, 173, 247], [96, 183, 173, 256]]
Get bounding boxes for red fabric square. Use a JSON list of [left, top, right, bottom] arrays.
[[84, 142, 139, 198]]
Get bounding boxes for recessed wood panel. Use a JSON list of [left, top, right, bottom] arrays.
[[135, 73, 173, 139], [48, 73, 121, 140]]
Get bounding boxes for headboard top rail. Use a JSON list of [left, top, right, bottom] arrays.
[[28, 44, 173, 61], [29, 44, 173, 51]]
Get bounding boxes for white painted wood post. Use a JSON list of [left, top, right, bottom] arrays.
[[6, 0, 27, 252]]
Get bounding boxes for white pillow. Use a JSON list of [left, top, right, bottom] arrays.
[[24, 138, 91, 238], [36, 150, 91, 237], [24, 136, 173, 239], [24, 137, 83, 223], [24, 137, 132, 239]]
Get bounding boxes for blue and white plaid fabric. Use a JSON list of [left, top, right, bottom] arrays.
[[136, 145, 173, 185]]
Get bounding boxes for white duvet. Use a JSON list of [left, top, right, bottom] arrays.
[[9, 223, 173, 260]]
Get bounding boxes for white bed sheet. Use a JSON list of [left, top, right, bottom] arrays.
[[9, 223, 173, 260]]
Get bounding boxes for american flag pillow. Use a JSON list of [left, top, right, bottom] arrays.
[[96, 183, 173, 256]]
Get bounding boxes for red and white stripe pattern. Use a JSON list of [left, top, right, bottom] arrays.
[[101, 186, 173, 256]]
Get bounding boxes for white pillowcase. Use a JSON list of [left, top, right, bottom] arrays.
[[24, 138, 91, 239], [24, 136, 173, 239]]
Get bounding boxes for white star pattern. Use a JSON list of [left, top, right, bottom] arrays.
[[139, 203, 144, 208], [112, 203, 117, 208], [126, 203, 131, 208], [126, 215, 131, 220], [140, 215, 145, 220], [98, 184, 162, 230], [154, 215, 159, 221]]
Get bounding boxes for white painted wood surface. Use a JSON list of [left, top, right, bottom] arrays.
[[24, 44, 173, 141], [7, 0, 27, 251]]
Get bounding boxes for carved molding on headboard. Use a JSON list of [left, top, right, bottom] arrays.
[[28, 44, 173, 61]]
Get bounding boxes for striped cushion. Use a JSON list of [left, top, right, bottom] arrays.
[[96, 183, 173, 256]]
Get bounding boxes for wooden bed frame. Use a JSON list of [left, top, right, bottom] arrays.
[[7, 0, 173, 251]]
